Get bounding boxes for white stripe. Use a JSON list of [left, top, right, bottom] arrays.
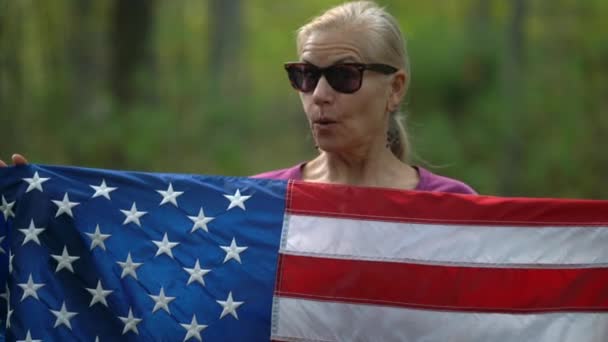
[[283, 214, 608, 265], [272, 296, 608, 342]]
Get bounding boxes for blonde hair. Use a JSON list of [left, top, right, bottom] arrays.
[[297, 1, 411, 161]]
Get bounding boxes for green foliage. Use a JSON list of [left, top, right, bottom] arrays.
[[1, 0, 607, 198]]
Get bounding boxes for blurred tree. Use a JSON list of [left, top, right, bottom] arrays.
[[0, 0, 22, 150], [71, 0, 96, 117], [106, 0, 156, 166], [110, 0, 156, 107], [499, 0, 526, 195], [208, 0, 244, 96]]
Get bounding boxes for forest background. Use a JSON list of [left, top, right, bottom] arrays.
[[1, 0, 607, 198]]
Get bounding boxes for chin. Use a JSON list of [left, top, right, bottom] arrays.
[[315, 139, 346, 153]]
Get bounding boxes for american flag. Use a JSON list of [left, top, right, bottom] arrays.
[[0, 165, 607, 341]]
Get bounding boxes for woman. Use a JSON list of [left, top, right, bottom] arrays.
[[254, 1, 475, 194], [2, 1, 475, 195]]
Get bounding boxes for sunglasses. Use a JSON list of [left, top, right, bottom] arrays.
[[284, 62, 398, 94]]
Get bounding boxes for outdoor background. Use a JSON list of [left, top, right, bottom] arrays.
[[1, 0, 606, 198]]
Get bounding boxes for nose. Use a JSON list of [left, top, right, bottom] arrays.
[[311, 75, 336, 105]]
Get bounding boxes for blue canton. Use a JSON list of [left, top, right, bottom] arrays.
[[0, 165, 286, 341]]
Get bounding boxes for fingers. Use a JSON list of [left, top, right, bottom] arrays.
[[12, 154, 28, 165], [0, 154, 28, 167]]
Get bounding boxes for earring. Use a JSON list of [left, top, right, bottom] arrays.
[[386, 129, 398, 149]]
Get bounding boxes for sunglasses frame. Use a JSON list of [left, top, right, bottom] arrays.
[[284, 62, 398, 94]]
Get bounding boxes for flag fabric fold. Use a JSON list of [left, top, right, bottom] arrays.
[[0, 165, 607, 341]]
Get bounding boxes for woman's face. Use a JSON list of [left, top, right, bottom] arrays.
[[298, 29, 396, 154]]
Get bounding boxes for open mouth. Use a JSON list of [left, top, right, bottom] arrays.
[[314, 119, 337, 126]]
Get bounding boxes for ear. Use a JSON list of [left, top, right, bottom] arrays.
[[386, 70, 407, 112]]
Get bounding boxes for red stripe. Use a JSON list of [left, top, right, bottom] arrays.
[[287, 181, 608, 226], [276, 254, 608, 312]]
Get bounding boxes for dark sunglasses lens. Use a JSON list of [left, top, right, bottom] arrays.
[[287, 65, 319, 92], [325, 65, 362, 93]]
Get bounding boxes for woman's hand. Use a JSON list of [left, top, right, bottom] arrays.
[[0, 154, 29, 167]]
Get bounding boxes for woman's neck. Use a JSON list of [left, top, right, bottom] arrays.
[[302, 146, 419, 189]]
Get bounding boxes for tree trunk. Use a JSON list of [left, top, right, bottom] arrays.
[[110, 0, 155, 107], [70, 0, 97, 120], [0, 2, 23, 148], [207, 0, 243, 96], [498, 0, 526, 196]]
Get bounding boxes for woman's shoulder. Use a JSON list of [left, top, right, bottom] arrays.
[[415, 166, 477, 195], [250, 163, 303, 180]]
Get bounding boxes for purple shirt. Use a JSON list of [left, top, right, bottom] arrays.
[[252, 163, 477, 194]]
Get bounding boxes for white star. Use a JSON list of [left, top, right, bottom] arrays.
[[6, 307, 13, 329], [16, 330, 41, 342], [0, 235, 5, 254], [183, 259, 211, 286], [0, 284, 9, 302], [23, 171, 50, 193], [86, 280, 113, 307], [188, 207, 214, 233], [86, 224, 111, 251], [90, 179, 117, 200], [51, 246, 80, 273], [153, 233, 180, 258], [220, 238, 248, 264], [216, 291, 244, 319], [9, 250, 14, 273], [0, 195, 15, 221], [120, 202, 147, 227], [50, 301, 78, 329], [117, 252, 143, 279], [181, 315, 207, 342], [52, 193, 80, 218], [224, 189, 252, 210], [119, 307, 142, 335], [157, 182, 184, 207], [149, 287, 176, 314], [18, 274, 45, 301], [19, 219, 45, 246]]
